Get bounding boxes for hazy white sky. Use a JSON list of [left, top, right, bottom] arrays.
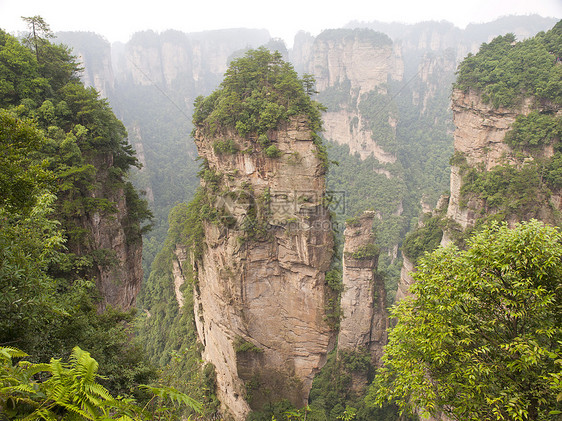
[[1, 0, 561, 46]]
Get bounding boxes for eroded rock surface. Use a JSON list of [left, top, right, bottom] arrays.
[[192, 117, 336, 420]]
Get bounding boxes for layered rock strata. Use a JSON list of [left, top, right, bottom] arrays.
[[71, 156, 144, 311], [303, 29, 403, 161], [192, 117, 336, 420]]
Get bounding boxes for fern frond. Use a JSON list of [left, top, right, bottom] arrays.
[[139, 384, 203, 413], [0, 346, 29, 360], [48, 359, 64, 379], [113, 416, 135, 421], [1, 384, 36, 394], [84, 383, 112, 401], [27, 407, 59, 421], [48, 382, 70, 403], [21, 363, 51, 377], [58, 401, 95, 420], [70, 347, 99, 385]]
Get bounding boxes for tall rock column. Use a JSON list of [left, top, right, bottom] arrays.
[[338, 211, 388, 365], [191, 117, 335, 419]]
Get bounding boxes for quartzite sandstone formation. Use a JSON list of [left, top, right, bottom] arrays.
[[303, 29, 403, 162], [444, 89, 561, 239], [192, 117, 336, 420], [338, 211, 388, 393], [71, 156, 144, 311], [397, 87, 562, 299], [339, 211, 387, 363]]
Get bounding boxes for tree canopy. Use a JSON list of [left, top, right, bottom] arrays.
[[0, 20, 153, 400], [192, 47, 325, 137], [370, 220, 562, 420], [455, 20, 562, 107]]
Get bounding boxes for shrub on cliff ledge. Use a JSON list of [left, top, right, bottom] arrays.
[[192, 47, 325, 137]]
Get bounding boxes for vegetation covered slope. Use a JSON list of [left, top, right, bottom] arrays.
[[193, 46, 325, 137], [373, 220, 562, 420], [372, 19, 562, 421], [455, 21, 562, 108], [0, 18, 153, 398]]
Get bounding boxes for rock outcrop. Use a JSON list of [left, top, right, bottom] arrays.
[[445, 89, 560, 234], [192, 117, 335, 420], [300, 29, 403, 161], [66, 155, 144, 312], [445, 90, 534, 230], [338, 211, 387, 364]]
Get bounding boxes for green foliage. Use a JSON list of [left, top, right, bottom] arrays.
[[0, 346, 201, 420], [0, 19, 155, 400], [325, 268, 343, 293], [326, 141, 406, 299], [0, 193, 63, 349], [358, 90, 398, 155], [455, 21, 562, 107], [307, 350, 407, 421], [505, 111, 562, 148], [0, 110, 51, 214], [460, 162, 548, 220], [401, 214, 443, 263], [136, 201, 220, 419], [193, 47, 325, 137], [317, 79, 352, 112], [264, 144, 281, 158], [347, 243, 379, 260], [234, 337, 264, 354], [370, 220, 562, 420], [212, 138, 239, 155]]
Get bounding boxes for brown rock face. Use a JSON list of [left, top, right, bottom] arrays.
[[192, 117, 336, 420], [67, 156, 143, 311], [446, 89, 560, 232], [338, 211, 388, 364], [304, 30, 403, 161]]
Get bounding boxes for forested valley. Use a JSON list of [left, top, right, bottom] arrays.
[[1, 13, 562, 421]]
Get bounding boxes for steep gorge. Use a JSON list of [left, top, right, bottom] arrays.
[[52, 17, 561, 419]]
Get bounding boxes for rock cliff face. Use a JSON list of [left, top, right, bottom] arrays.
[[192, 117, 335, 419], [89, 194, 143, 311], [55, 32, 115, 100], [397, 87, 562, 298], [298, 29, 403, 161], [338, 211, 387, 363], [114, 29, 270, 89], [445, 89, 559, 234], [306, 31, 403, 95], [395, 254, 415, 302], [68, 155, 144, 311]]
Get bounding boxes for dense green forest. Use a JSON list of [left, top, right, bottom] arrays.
[[373, 220, 562, 420], [0, 17, 177, 418], [403, 20, 562, 261], [376, 21, 562, 420]]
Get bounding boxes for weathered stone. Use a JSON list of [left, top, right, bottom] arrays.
[[339, 211, 387, 364], [305, 32, 402, 162], [192, 118, 335, 420]]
